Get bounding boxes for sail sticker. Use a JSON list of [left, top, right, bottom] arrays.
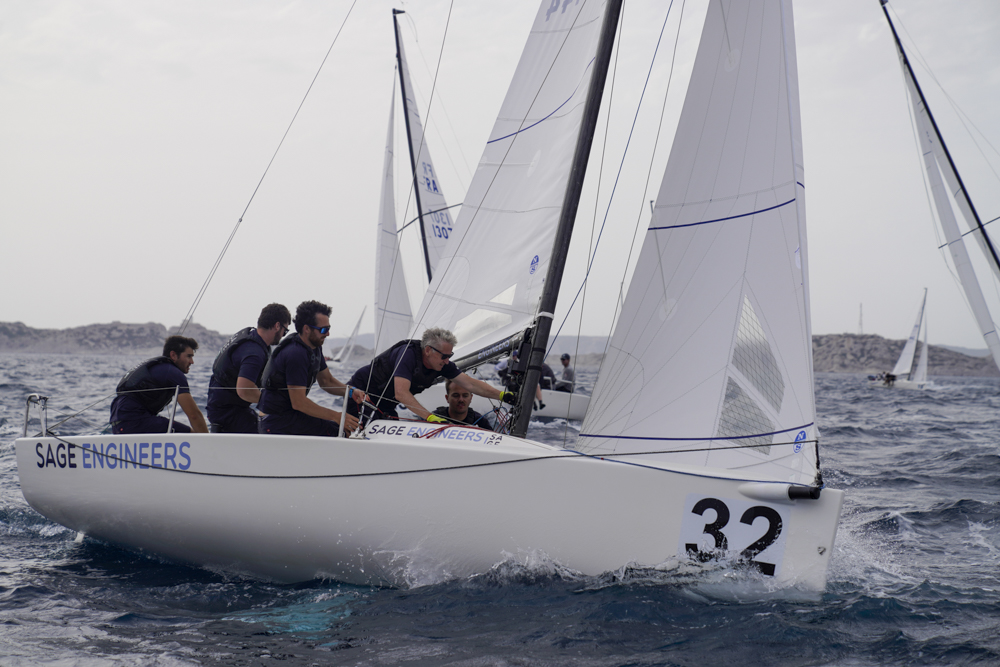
[[678, 493, 789, 577], [732, 296, 785, 411], [530, 255, 540, 274], [545, 0, 582, 21], [794, 430, 807, 453]]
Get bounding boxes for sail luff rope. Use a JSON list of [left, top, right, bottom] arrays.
[[178, 0, 360, 335]]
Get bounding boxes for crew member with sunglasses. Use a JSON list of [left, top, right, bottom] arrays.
[[206, 303, 291, 434], [348, 327, 513, 423], [257, 300, 366, 436]]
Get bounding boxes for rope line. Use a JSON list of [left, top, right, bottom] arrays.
[[178, 0, 360, 334], [33, 431, 816, 480]]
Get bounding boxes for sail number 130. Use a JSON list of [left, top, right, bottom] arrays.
[[678, 494, 790, 577]]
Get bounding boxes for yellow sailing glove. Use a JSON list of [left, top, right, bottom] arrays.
[[426, 414, 448, 424], [499, 390, 517, 405]]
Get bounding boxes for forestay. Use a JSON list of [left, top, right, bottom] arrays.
[[374, 92, 415, 351], [891, 289, 926, 378], [580, 0, 820, 487], [413, 0, 610, 359]]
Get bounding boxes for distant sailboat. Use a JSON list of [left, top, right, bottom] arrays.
[[882, 0, 1000, 371], [331, 307, 365, 364], [869, 289, 934, 389]]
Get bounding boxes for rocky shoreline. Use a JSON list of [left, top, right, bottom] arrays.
[[0, 322, 996, 377]]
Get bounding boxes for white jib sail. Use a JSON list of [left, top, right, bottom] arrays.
[[902, 64, 1000, 369], [396, 30, 455, 278], [374, 91, 415, 353], [913, 314, 929, 384], [891, 289, 927, 378], [413, 0, 609, 358], [579, 0, 819, 487]]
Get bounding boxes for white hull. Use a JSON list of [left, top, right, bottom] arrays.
[[17, 422, 842, 590], [469, 383, 590, 421]]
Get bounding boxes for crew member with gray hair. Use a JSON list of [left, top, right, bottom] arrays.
[[348, 327, 514, 422]]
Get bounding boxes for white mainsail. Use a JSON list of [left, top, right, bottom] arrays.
[[395, 18, 456, 280], [579, 0, 819, 487], [374, 92, 414, 352], [413, 0, 610, 359], [888, 7, 1000, 370], [913, 315, 929, 384], [890, 289, 927, 378]]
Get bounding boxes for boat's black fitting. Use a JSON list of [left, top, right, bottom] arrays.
[[788, 485, 822, 500]]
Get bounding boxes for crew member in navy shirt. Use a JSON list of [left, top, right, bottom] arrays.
[[207, 303, 291, 433], [432, 379, 496, 430], [257, 300, 367, 436], [110, 335, 209, 434], [348, 327, 513, 423]]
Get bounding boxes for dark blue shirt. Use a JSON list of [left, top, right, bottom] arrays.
[[110, 362, 190, 423], [351, 343, 460, 404], [207, 330, 269, 414], [257, 339, 328, 415]]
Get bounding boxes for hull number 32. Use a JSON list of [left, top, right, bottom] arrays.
[[678, 494, 790, 577]]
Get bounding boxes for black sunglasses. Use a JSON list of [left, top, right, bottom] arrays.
[[310, 324, 331, 334], [428, 344, 454, 360]]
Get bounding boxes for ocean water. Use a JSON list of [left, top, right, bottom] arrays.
[[2, 353, 999, 666]]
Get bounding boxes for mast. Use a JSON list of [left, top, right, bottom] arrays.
[[511, 0, 624, 437], [393, 9, 433, 281], [880, 0, 1000, 274]]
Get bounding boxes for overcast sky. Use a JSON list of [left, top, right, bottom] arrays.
[[3, 0, 1000, 350]]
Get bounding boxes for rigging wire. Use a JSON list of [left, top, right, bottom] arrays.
[[178, 0, 360, 335], [892, 9, 1000, 189], [545, 0, 685, 374]]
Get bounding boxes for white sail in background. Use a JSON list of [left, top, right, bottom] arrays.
[[413, 0, 610, 358], [891, 289, 927, 378], [374, 93, 414, 352], [913, 315, 929, 384], [893, 26, 1000, 370], [580, 0, 819, 486], [396, 26, 455, 278], [333, 307, 365, 363]]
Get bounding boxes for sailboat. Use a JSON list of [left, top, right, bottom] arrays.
[[16, 0, 843, 591], [330, 307, 365, 365], [868, 289, 934, 389], [881, 0, 1000, 372], [377, 9, 590, 421]]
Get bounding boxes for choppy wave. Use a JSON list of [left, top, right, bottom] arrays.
[[1, 357, 999, 665]]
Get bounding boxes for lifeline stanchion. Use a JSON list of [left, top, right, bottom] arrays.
[[338, 386, 353, 438], [166, 386, 180, 433]]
